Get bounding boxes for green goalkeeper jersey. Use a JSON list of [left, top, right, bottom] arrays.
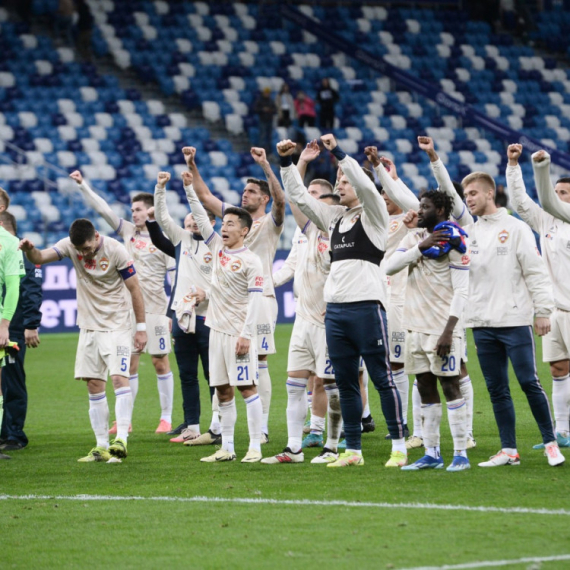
[[0, 226, 25, 320]]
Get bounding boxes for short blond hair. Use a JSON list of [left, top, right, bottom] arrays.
[[0, 187, 10, 210], [461, 172, 496, 194]]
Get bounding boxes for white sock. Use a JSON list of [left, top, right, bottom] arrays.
[[325, 383, 341, 450], [421, 403, 442, 453], [310, 414, 325, 435], [129, 374, 139, 404], [346, 448, 362, 456], [307, 390, 313, 415], [447, 398, 467, 452], [89, 391, 109, 449], [412, 380, 423, 438], [219, 398, 236, 454], [391, 438, 407, 455], [459, 375, 474, 437], [188, 424, 200, 434], [552, 374, 570, 436], [258, 362, 271, 434], [210, 392, 221, 434], [503, 447, 518, 456], [114, 387, 133, 442], [286, 377, 308, 453], [392, 368, 409, 425], [361, 368, 371, 418], [157, 372, 174, 423], [244, 393, 262, 452]]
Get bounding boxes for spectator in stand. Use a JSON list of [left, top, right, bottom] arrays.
[[495, 183, 509, 209], [75, 0, 94, 61], [276, 84, 295, 129], [317, 78, 339, 130], [254, 88, 277, 154], [294, 91, 317, 127]]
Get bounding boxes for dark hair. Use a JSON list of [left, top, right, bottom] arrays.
[[131, 193, 154, 207], [452, 181, 465, 201], [224, 206, 253, 233], [362, 167, 374, 183], [319, 193, 341, 204], [309, 178, 334, 193], [69, 218, 96, 246], [246, 178, 270, 198], [556, 177, 570, 185], [205, 209, 216, 222], [421, 190, 454, 221], [0, 210, 17, 235]]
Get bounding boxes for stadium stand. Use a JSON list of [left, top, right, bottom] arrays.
[[2, 1, 570, 247]]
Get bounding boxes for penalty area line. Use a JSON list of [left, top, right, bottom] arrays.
[[0, 494, 570, 517], [400, 553, 570, 569]]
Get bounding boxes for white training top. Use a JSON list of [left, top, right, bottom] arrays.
[[281, 154, 389, 305], [463, 208, 553, 328]]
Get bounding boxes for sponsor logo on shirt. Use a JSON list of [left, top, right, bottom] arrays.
[[498, 229, 509, 243], [203, 252, 212, 263], [219, 251, 231, 267], [255, 276, 264, 287], [132, 238, 146, 250], [182, 249, 192, 257], [318, 242, 328, 253], [99, 257, 109, 271], [84, 259, 96, 270], [34, 266, 43, 278], [497, 247, 508, 256], [230, 259, 242, 272], [461, 254, 470, 265]]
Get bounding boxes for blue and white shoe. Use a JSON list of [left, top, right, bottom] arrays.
[[533, 432, 570, 450], [302, 433, 324, 448], [401, 454, 444, 470], [337, 439, 346, 450], [446, 455, 471, 472]]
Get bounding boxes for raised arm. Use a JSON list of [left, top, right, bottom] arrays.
[[321, 135, 389, 229], [296, 139, 320, 182], [19, 239, 60, 265], [365, 147, 420, 212], [69, 170, 121, 231], [273, 236, 298, 288], [532, 150, 570, 224], [153, 171, 186, 246], [505, 144, 544, 232], [181, 171, 218, 248], [417, 136, 473, 225], [182, 146, 224, 218], [145, 217, 175, 258], [250, 147, 286, 226], [278, 139, 340, 233]]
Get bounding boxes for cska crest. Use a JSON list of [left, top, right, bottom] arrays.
[[203, 252, 213, 263], [99, 257, 109, 271], [498, 230, 509, 244], [230, 259, 242, 272]]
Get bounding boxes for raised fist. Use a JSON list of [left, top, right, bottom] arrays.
[[157, 171, 171, 188], [182, 146, 196, 167], [276, 139, 296, 157], [403, 209, 419, 229], [532, 150, 548, 163], [417, 136, 434, 152], [19, 238, 35, 252], [320, 134, 337, 150], [299, 139, 320, 163], [507, 144, 523, 164], [379, 156, 398, 180], [69, 170, 83, 184], [250, 147, 267, 164], [147, 206, 155, 220], [181, 170, 193, 186], [363, 146, 380, 167]]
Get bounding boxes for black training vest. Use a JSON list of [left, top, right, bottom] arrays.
[[330, 214, 384, 265]]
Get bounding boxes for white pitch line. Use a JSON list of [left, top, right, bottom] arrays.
[[0, 494, 570, 517], [400, 554, 570, 570]]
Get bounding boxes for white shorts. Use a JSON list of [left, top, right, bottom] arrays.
[[131, 312, 171, 356], [75, 329, 132, 380], [209, 329, 259, 387], [405, 331, 463, 377], [288, 316, 334, 379], [542, 308, 570, 363], [257, 296, 277, 355], [462, 328, 468, 363], [388, 301, 406, 364]]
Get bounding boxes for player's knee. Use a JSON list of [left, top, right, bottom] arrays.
[[440, 377, 462, 401], [550, 359, 569, 378], [152, 354, 170, 374]]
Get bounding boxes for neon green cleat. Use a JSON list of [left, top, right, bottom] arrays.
[[78, 447, 111, 463], [385, 450, 408, 467], [109, 438, 128, 459], [327, 451, 364, 468]]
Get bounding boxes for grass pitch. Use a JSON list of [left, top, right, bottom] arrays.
[[1, 326, 570, 569]]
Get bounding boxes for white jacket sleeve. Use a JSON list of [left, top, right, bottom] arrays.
[[154, 185, 186, 246], [506, 165, 544, 233], [532, 152, 570, 224], [374, 164, 420, 213], [280, 165, 341, 233], [384, 244, 422, 275], [516, 224, 554, 318], [449, 266, 469, 319], [273, 239, 298, 288], [184, 184, 218, 249], [77, 180, 121, 232], [430, 158, 473, 225]]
